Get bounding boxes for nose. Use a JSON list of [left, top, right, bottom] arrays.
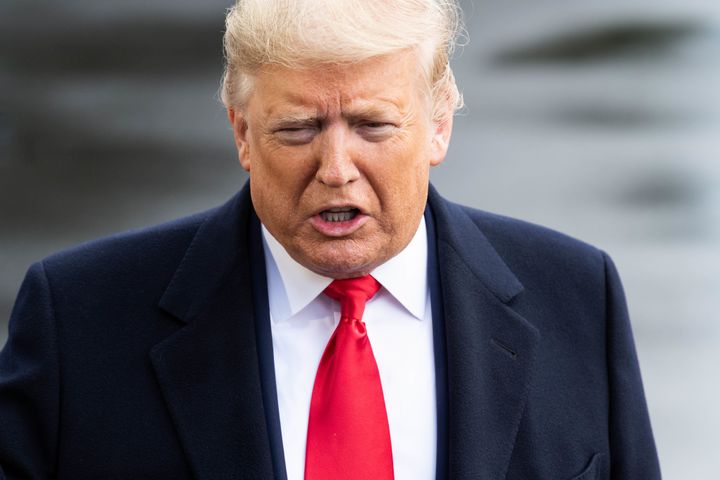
[[315, 124, 360, 187]]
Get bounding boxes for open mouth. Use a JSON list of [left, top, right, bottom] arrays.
[[320, 207, 360, 223]]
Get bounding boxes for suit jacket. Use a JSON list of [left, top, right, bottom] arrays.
[[0, 183, 660, 479]]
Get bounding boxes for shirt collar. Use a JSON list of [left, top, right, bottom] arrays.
[[371, 217, 428, 320], [262, 217, 428, 322]]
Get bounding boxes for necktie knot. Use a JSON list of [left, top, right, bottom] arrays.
[[323, 275, 381, 320]]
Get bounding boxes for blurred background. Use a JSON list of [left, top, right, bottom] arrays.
[[1, 0, 718, 476]]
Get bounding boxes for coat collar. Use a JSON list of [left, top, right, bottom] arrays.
[[428, 185, 524, 303], [428, 185, 539, 479], [152, 183, 539, 479]]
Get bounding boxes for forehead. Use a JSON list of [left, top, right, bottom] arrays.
[[248, 50, 428, 118]]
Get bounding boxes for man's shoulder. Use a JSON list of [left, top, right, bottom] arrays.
[[39, 206, 219, 285], [440, 201, 614, 325], [462, 204, 598, 250], [448, 201, 606, 273]]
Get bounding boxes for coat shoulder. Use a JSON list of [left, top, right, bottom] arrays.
[[456, 203, 606, 273], [39, 207, 217, 286]]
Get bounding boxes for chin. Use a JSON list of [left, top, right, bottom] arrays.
[[306, 256, 374, 279], [297, 245, 380, 279]]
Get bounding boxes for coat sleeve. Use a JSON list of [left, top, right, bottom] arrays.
[[602, 252, 662, 478], [0, 261, 60, 479]]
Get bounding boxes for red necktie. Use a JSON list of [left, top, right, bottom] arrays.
[[304, 275, 394, 480]]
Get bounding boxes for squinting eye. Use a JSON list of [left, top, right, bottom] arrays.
[[363, 122, 393, 130], [275, 127, 317, 145], [359, 123, 395, 140]]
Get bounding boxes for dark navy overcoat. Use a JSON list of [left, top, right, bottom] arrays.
[[0, 183, 661, 479]]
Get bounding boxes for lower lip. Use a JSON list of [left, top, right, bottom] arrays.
[[310, 212, 369, 237]]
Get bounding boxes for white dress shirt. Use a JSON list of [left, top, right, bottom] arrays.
[[262, 218, 437, 480]]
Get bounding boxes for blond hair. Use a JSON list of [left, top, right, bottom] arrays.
[[221, 0, 464, 121]]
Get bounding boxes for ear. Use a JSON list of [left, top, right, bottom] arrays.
[[429, 106, 453, 167], [227, 107, 252, 172]]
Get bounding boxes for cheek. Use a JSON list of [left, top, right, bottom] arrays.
[[381, 136, 431, 185], [252, 142, 316, 197], [365, 144, 430, 219]]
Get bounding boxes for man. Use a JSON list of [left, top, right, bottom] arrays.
[[0, 0, 660, 478]]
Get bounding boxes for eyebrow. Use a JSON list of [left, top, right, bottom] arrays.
[[267, 114, 319, 126], [345, 100, 404, 120]]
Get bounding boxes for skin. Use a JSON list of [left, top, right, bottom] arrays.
[[228, 49, 453, 278]]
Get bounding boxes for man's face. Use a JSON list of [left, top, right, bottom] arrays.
[[229, 50, 452, 278]]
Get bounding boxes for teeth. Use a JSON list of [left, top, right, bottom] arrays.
[[321, 210, 357, 222]]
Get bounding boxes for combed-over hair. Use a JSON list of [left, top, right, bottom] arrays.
[[221, 0, 464, 121]]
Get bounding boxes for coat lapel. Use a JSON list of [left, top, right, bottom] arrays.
[[151, 186, 275, 479], [429, 187, 540, 479]]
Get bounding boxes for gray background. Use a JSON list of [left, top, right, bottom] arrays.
[[1, 0, 718, 477]]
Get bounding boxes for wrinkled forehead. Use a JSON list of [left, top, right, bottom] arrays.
[[246, 50, 431, 119]]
